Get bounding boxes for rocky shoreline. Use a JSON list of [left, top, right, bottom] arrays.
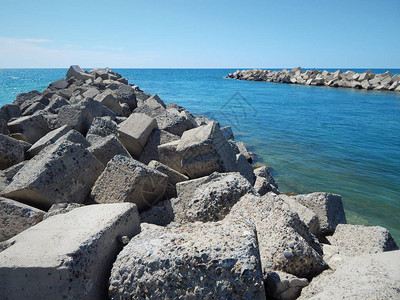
[[0, 66, 399, 299], [226, 68, 400, 92]]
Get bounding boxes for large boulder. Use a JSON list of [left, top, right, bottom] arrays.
[[298, 250, 400, 299], [175, 172, 255, 223], [0, 104, 21, 122], [291, 192, 346, 235], [279, 194, 320, 237], [227, 194, 327, 279], [139, 128, 180, 164], [117, 113, 158, 158], [66, 65, 94, 81], [0, 119, 9, 135], [56, 104, 93, 135], [157, 140, 186, 173], [86, 116, 118, 138], [0, 197, 45, 242], [254, 166, 279, 195], [2, 140, 103, 209], [27, 124, 72, 156], [155, 109, 189, 136], [88, 135, 131, 165], [90, 155, 168, 211], [0, 134, 25, 170], [328, 224, 398, 256], [109, 220, 266, 299], [7, 114, 50, 144], [0, 203, 140, 300], [236, 153, 256, 185], [148, 160, 189, 198], [176, 122, 237, 178]]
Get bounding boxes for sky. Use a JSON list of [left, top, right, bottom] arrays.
[[0, 0, 399, 68]]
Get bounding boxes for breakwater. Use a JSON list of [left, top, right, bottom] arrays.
[[227, 68, 400, 92]]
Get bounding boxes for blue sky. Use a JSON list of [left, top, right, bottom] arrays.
[[0, 0, 399, 68]]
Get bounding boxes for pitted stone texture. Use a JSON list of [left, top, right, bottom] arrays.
[[155, 109, 189, 136], [7, 114, 50, 144], [27, 124, 72, 156], [175, 172, 255, 223], [0, 134, 25, 170], [88, 135, 131, 165], [291, 192, 346, 235], [56, 104, 94, 135], [2, 141, 103, 209], [91, 155, 168, 211], [254, 166, 279, 195], [109, 220, 266, 300], [0, 197, 45, 242], [117, 113, 158, 158], [298, 250, 400, 300], [265, 271, 309, 300], [0, 104, 21, 122], [0, 203, 140, 300], [227, 194, 327, 279], [139, 128, 180, 164], [329, 224, 398, 256], [87, 116, 118, 137], [0, 119, 9, 135], [176, 122, 237, 179], [279, 194, 320, 237]]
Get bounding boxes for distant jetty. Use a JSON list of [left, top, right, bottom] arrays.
[[226, 68, 400, 92]]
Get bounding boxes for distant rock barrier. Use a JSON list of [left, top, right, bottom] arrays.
[[227, 68, 400, 92], [0, 66, 399, 299]]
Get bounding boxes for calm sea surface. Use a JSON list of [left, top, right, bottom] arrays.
[[1, 68, 400, 242]]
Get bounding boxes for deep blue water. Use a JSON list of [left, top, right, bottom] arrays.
[[1, 68, 400, 243]]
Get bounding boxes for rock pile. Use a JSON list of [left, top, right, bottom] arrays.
[[227, 68, 400, 92], [0, 66, 398, 299]]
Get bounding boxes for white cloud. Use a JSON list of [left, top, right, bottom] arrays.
[[19, 38, 53, 43], [0, 36, 159, 68]]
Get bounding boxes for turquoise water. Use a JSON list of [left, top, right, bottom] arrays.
[[1, 68, 400, 243]]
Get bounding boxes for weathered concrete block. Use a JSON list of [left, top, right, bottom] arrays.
[[175, 172, 255, 222], [139, 128, 180, 164], [0, 197, 45, 242], [237, 141, 252, 163], [88, 135, 131, 165], [117, 113, 158, 158], [221, 126, 234, 140], [279, 194, 321, 237], [148, 160, 188, 198], [0, 203, 140, 300], [48, 79, 69, 90], [157, 140, 186, 173], [86, 116, 118, 138], [56, 104, 93, 135], [227, 194, 327, 279], [66, 65, 94, 81], [298, 250, 400, 299], [2, 141, 103, 209], [0, 134, 25, 170], [155, 110, 188, 136], [109, 220, 266, 299], [292, 192, 346, 235], [254, 166, 279, 195], [0, 104, 21, 122], [329, 224, 398, 256], [0, 119, 9, 135], [176, 122, 237, 178], [112, 85, 137, 110], [236, 153, 256, 185], [27, 124, 71, 156], [95, 93, 123, 116], [7, 114, 50, 144], [91, 155, 168, 211]]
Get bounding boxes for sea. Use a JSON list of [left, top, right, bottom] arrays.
[[1, 68, 400, 243]]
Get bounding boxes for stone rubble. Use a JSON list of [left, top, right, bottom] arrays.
[[0, 65, 398, 299], [227, 68, 400, 92]]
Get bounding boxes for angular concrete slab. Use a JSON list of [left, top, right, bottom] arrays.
[[0, 203, 140, 300]]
